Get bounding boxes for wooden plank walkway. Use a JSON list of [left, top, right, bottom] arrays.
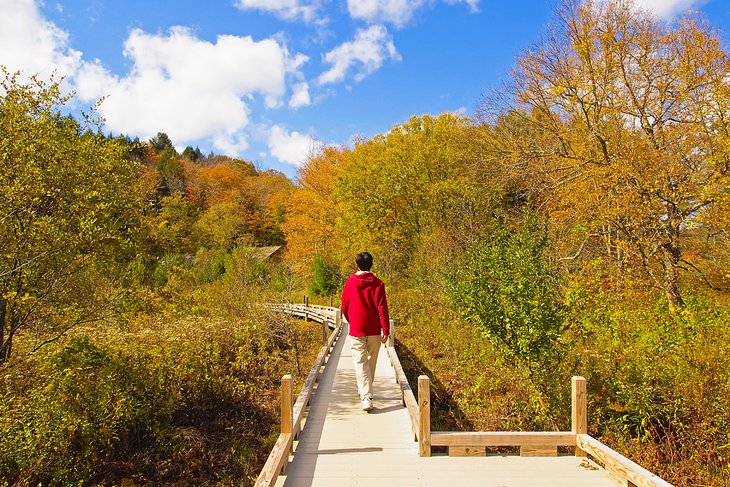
[[274, 320, 617, 487]]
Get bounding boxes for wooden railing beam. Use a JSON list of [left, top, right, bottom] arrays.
[[281, 375, 293, 457]]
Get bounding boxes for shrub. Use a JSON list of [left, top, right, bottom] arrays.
[[308, 256, 340, 297], [445, 213, 564, 371]]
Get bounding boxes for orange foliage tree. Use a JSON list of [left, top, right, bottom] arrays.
[[282, 146, 350, 278]]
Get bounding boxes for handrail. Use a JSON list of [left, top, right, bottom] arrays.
[[254, 304, 343, 487], [257, 301, 673, 486], [417, 374, 674, 484], [386, 345, 419, 441], [576, 435, 673, 487]]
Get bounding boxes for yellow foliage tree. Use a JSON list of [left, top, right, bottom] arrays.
[[488, 0, 730, 309], [336, 113, 501, 279]]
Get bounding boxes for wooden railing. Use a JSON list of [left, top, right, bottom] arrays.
[[253, 303, 343, 487], [386, 337, 419, 441], [256, 302, 673, 487], [417, 374, 673, 486]]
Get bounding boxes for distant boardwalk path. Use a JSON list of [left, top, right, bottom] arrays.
[[273, 315, 616, 487]]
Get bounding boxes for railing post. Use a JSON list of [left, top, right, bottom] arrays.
[[329, 295, 333, 307], [322, 320, 328, 345], [281, 375, 294, 459], [336, 308, 342, 328], [572, 376, 587, 457], [304, 295, 309, 322], [418, 375, 431, 457]]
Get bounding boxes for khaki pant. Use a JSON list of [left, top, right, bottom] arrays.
[[350, 335, 381, 400]]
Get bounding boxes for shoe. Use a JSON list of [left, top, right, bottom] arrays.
[[361, 397, 374, 411]]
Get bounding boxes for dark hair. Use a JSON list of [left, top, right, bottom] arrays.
[[355, 252, 373, 271]]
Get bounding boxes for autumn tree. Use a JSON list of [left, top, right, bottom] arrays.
[[283, 146, 349, 278], [336, 113, 502, 280], [0, 71, 140, 362], [484, 0, 730, 309]]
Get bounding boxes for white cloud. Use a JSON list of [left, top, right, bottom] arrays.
[[0, 1, 314, 158], [318, 25, 401, 85], [348, 0, 426, 27], [267, 125, 321, 166], [347, 0, 479, 27], [0, 0, 81, 81], [632, 0, 704, 19], [444, 0, 479, 13], [289, 81, 311, 108], [234, 0, 321, 22], [74, 26, 308, 153]]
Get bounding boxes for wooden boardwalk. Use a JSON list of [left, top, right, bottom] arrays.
[[273, 319, 617, 487]]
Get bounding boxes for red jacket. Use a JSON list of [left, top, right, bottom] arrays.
[[341, 272, 390, 337]]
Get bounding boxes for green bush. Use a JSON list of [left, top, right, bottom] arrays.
[[0, 336, 176, 485], [152, 254, 189, 287], [193, 247, 232, 283], [308, 255, 340, 297], [445, 214, 564, 370]]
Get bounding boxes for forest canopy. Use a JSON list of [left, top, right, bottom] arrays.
[[1, 0, 729, 485]]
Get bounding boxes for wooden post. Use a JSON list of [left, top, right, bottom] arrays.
[[281, 375, 293, 458], [572, 376, 587, 457], [304, 295, 309, 322], [329, 296, 333, 307], [336, 308, 342, 328], [322, 321, 328, 345], [418, 375, 431, 457]]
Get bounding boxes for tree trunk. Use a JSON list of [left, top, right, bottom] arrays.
[[0, 296, 7, 363], [661, 241, 684, 312]]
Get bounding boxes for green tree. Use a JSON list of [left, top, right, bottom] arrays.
[[0, 70, 140, 362], [182, 145, 203, 161], [446, 214, 563, 371], [309, 255, 340, 297], [150, 132, 175, 153]]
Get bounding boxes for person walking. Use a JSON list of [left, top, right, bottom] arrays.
[[341, 252, 390, 412]]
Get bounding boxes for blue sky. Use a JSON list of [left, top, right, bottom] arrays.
[[1, 0, 729, 177]]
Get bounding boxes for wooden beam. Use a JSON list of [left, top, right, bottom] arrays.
[[576, 435, 673, 487], [572, 376, 587, 457], [292, 344, 328, 435], [387, 319, 395, 348], [430, 431, 576, 447], [418, 375, 431, 457], [520, 445, 558, 457], [449, 446, 485, 457], [281, 375, 293, 458], [253, 433, 293, 487], [387, 346, 418, 440]]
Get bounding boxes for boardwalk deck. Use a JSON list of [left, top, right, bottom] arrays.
[[274, 321, 616, 487]]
